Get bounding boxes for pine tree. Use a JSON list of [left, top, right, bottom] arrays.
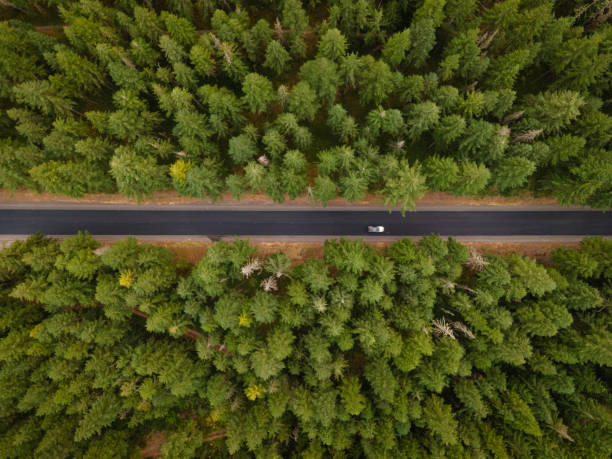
[[492, 156, 536, 191], [317, 28, 347, 61], [382, 29, 411, 68], [523, 90, 585, 134], [313, 175, 338, 206], [300, 57, 341, 106], [340, 53, 362, 89], [29, 160, 114, 196], [264, 40, 291, 76], [288, 81, 320, 121], [358, 57, 394, 106], [228, 134, 258, 165], [382, 161, 427, 215], [54, 46, 105, 91], [161, 11, 197, 47], [423, 395, 459, 445], [406, 102, 440, 140], [407, 19, 436, 68], [262, 128, 287, 159], [327, 104, 358, 142], [423, 156, 459, 191], [242, 73, 276, 114], [12, 80, 75, 117], [442, 27, 489, 80], [281, 0, 309, 42], [159, 34, 187, 65], [547, 32, 612, 92], [484, 48, 532, 90], [452, 161, 490, 195], [242, 19, 273, 63], [340, 172, 368, 202], [109, 147, 168, 200], [458, 120, 503, 163], [433, 114, 466, 146], [184, 160, 225, 201], [189, 41, 216, 78]]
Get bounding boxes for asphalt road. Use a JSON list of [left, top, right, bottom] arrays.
[[0, 209, 610, 236]]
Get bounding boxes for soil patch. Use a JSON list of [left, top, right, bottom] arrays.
[[0, 188, 559, 207], [97, 240, 577, 265], [140, 431, 165, 458]]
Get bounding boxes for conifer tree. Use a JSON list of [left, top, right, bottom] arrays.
[[382, 161, 427, 215], [452, 161, 490, 195], [492, 156, 536, 191], [300, 57, 341, 106], [382, 29, 411, 68], [288, 81, 320, 121], [109, 147, 168, 200], [317, 28, 347, 61], [264, 40, 291, 76], [358, 57, 394, 105], [242, 73, 276, 114]]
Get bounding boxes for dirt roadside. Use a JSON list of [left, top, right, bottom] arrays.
[[0, 189, 559, 208], [130, 240, 578, 264]]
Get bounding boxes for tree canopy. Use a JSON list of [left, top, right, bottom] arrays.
[[1, 232, 611, 457], [0, 1, 610, 209]]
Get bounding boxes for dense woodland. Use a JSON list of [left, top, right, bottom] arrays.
[[0, 0, 611, 210], [0, 233, 610, 457]]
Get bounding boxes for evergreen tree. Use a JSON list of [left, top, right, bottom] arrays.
[[382, 161, 427, 215], [382, 29, 411, 68], [12, 80, 75, 117], [1, 0, 611, 221], [359, 57, 394, 106], [109, 147, 168, 200], [1, 234, 612, 457], [264, 41, 291, 76], [423, 156, 459, 191], [433, 114, 466, 146], [492, 156, 536, 191], [317, 28, 348, 61], [313, 175, 338, 206], [242, 73, 276, 114], [523, 90, 585, 134], [300, 57, 341, 106], [452, 161, 491, 195], [288, 81, 320, 121], [406, 102, 440, 140]]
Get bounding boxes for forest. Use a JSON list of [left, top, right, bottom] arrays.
[[0, 233, 610, 457], [0, 0, 611, 211]]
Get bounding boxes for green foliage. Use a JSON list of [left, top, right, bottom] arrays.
[[288, 81, 320, 121], [523, 90, 585, 134], [452, 161, 491, 195], [492, 156, 536, 191], [1, 234, 612, 457], [30, 160, 114, 196], [300, 57, 340, 106], [242, 73, 275, 114], [423, 395, 458, 445], [359, 56, 394, 106], [264, 41, 291, 76], [317, 28, 347, 61], [109, 147, 168, 200], [313, 175, 338, 206], [1, 0, 611, 211], [383, 29, 411, 68], [406, 101, 440, 140], [383, 161, 427, 215], [228, 133, 258, 165]]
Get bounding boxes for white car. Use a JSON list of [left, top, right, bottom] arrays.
[[367, 225, 385, 233]]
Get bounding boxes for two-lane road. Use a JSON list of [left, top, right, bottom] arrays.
[[0, 209, 610, 236]]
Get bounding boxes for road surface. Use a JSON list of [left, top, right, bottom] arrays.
[[0, 209, 610, 236]]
